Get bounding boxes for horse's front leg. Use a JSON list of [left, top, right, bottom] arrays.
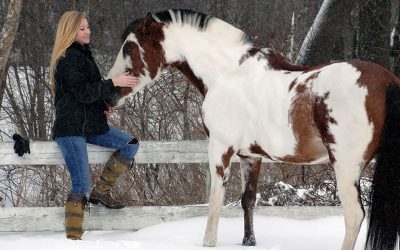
[[203, 139, 234, 247], [240, 157, 261, 246]]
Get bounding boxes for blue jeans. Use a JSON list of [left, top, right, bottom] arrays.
[[55, 127, 139, 195]]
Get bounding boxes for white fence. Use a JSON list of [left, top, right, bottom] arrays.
[[0, 140, 343, 232]]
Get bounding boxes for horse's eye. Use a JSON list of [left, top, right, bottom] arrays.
[[123, 42, 134, 55]]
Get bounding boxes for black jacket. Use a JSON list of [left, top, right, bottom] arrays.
[[53, 42, 116, 138]]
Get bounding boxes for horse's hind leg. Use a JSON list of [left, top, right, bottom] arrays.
[[334, 162, 365, 250], [240, 157, 262, 246], [203, 139, 234, 247]]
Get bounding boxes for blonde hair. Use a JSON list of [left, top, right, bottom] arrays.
[[50, 11, 86, 95]]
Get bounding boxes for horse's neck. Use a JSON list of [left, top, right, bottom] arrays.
[[161, 20, 252, 88]]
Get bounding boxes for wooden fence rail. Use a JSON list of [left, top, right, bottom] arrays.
[[0, 140, 211, 165], [0, 140, 343, 232]]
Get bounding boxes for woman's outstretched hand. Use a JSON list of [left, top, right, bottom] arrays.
[[112, 72, 139, 87]]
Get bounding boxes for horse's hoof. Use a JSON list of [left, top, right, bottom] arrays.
[[203, 232, 217, 247], [203, 241, 216, 247], [242, 234, 256, 246]]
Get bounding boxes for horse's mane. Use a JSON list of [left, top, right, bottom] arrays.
[[152, 9, 212, 30], [121, 9, 252, 44], [121, 9, 212, 42]]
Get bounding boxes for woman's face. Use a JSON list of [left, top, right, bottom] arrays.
[[75, 18, 90, 45]]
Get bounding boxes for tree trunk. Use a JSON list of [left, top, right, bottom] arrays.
[[0, 0, 23, 109], [296, 0, 356, 66], [358, 0, 392, 68], [392, 1, 400, 76]]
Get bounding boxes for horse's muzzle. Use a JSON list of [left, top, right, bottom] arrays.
[[105, 87, 123, 107]]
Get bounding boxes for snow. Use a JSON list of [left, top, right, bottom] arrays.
[[0, 215, 367, 250]]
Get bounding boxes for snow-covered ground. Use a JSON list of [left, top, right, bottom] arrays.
[[0, 215, 367, 250]]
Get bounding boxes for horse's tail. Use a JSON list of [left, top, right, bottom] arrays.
[[366, 83, 400, 250]]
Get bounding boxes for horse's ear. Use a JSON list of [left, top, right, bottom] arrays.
[[140, 12, 153, 34]]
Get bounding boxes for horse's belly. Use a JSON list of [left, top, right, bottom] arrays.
[[274, 136, 329, 164]]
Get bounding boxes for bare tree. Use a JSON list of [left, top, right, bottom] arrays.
[[0, 0, 23, 108], [358, 0, 392, 68], [391, 1, 400, 76], [296, 0, 357, 66]]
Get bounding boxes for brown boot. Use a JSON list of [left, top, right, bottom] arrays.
[[65, 194, 87, 240], [88, 151, 133, 209]]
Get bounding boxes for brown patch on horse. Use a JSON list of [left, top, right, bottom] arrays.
[[171, 61, 208, 135], [119, 18, 169, 99], [124, 42, 146, 77], [216, 166, 224, 179], [241, 157, 261, 245], [249, 143, 272, 160], [172, 61, 207, 97], [312, 91, 337, 163], [118, 41, 147, 97], [279, 85, 328, 163], [141, 42, 165, 79], [215, 147, 234, 178], [121, 86, 133, 96], [239, 48, 258, 65], [239, 48, 324, 80], [216, 146, 235, 182], [288, 80, 298, 92], [349, 61, 394, 164], [266, 51, 310, 71], [222, 147, 235, 167], [289, 71, 320, 92], [131, 18, 166, 79]]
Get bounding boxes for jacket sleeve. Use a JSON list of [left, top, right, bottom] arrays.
[[60, 51, 115, 103]]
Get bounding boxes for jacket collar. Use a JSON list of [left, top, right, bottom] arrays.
[[69, 41, 94, 60]]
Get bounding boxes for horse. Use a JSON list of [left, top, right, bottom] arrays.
[[107, 9, 400, 250]]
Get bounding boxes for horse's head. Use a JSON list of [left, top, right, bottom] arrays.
[[107, 13, 167, 106]]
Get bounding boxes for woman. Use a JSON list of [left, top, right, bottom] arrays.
[[50, 11, 139, 240]]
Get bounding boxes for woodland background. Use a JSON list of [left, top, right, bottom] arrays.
[[0, 0, 399, 207]]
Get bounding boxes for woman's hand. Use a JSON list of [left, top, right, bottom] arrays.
[[112, 72, 139, 87], [104, 105, 115, 116]]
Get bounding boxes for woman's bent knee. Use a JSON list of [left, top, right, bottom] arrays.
[[120, 138, 139, 159]]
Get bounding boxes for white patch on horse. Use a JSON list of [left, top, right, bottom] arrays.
[[203, 61, 303, 159], [160, 18, 252, 86], [203, 140, 231, 247], [107, 46, 126, 79]]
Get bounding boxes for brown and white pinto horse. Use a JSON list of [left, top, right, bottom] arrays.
[[108, 9, 400, 250]]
